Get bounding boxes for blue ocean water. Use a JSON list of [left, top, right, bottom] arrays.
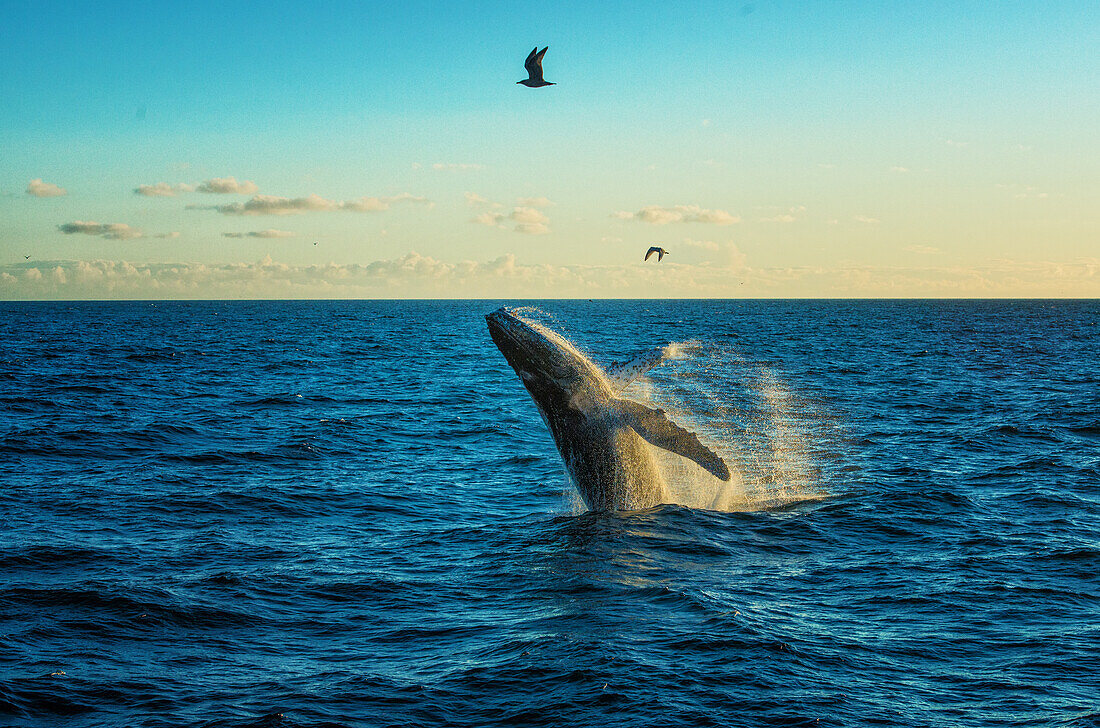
[[1, 299, 1098, 728]]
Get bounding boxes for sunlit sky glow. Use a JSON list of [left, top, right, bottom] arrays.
[[2, 1, 1097, 298]]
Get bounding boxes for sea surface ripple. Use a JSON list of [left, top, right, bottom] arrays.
[[1, 300, 1098, 727]]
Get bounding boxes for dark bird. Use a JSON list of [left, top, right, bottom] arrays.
[[518, 47, 554, 88], [24, 255, 30, 260], [644, 246, 668, 262]]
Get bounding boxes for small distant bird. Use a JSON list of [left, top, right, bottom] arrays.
[[644, 246, 668, 262], [518, 47, 554, 88], [24, 255, 30, 260], [313, 241, 318, 246]]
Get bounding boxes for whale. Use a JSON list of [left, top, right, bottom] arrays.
[[485, 307, 730, 511]]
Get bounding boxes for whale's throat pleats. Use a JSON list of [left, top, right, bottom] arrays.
[[614, 398, 731, 481]]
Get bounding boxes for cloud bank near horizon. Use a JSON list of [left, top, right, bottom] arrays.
[[2, 254, 1095, 300]]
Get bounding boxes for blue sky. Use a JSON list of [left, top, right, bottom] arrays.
[[2, 1, 1097, 297]]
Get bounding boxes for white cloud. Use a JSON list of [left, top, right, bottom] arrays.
[[380, 192, 430, 205], [890, 166, 910, 173], [468, 192, 550, 211], [473, 206, 550, 235], [57, 221, 143, 239], [853, 215, 880, 224], [465, 192, 494, 207], [904, 245, 941, 255], [511, 207, 547, 225], [467, 194, 552, 234], [223, 229, 296, 238], [759, 206, 805, 223], [134, 177, 259, 196], [155, 232, 181, 239], [515, 223, 549, 235], [196, 177, 259, 194], [190, 192, 429, 216], [27, 179, 67, 197], [342, 193, 431, 212], [134, 182, 195, 197], [614, 204, 740, 225], [337, 197, 388, 212]]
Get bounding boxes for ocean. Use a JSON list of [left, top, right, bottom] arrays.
[[1, 299, 1097, 727]]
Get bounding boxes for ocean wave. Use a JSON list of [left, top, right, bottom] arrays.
[[2, 300, 1098, 727], [2, 585, 265, 629]]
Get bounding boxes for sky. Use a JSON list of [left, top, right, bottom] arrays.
[[1, 0, 1097, 298]]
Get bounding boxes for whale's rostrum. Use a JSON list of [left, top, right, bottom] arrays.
[[485, 307, 730, 512]]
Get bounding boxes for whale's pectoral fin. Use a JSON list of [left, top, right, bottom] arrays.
[[616, 398, 731, 481], [604, 346, 671, 392]]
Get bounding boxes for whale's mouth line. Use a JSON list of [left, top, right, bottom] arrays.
[[486, 309, 542, 372], [486, 308, 540, 348], [485, 309, 522, 346]]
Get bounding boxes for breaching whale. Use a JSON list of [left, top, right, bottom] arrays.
[[485, 307, 730, 512]]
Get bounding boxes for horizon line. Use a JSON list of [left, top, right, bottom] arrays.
[[2, 297, 1097, 303]]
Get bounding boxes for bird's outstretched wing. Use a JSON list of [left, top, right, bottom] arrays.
[[524, 46, 547, 82], [645, 246, 660, 261]]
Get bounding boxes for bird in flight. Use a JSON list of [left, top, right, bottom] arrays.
[[24, 255, 30, 260], [518, 47, 554, 88], [644, 246, 668, 262]]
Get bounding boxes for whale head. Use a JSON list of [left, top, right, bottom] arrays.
[[485, 307, 602, 406]]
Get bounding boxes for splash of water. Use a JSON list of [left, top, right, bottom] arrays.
[[507, 309, 831, 514], [628, 341, 832, 512]]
